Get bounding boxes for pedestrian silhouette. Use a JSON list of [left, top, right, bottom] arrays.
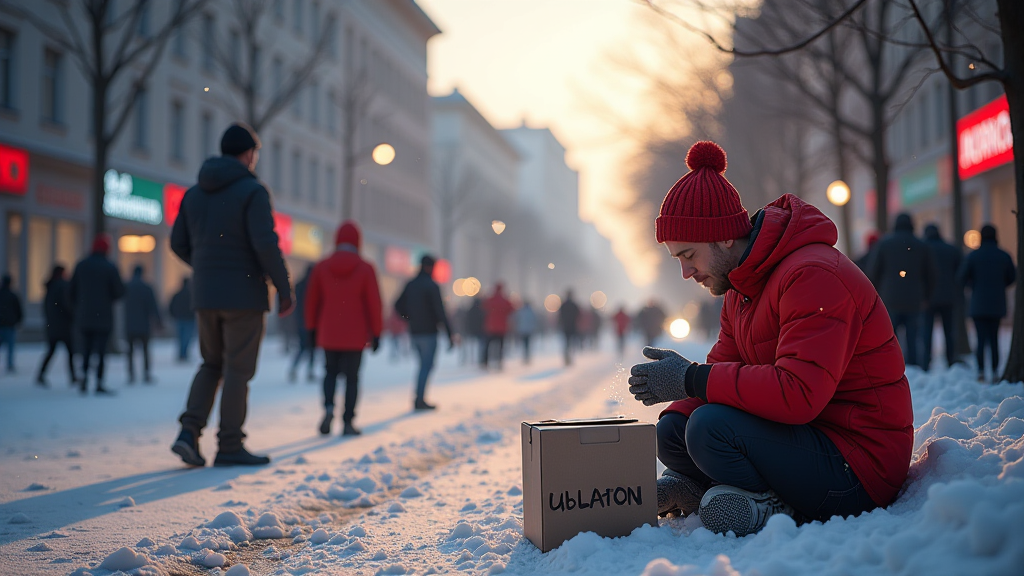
[[921, 224, 962, 369], [395, 255, 455, 411], [637, 299, 667, 348], [957, 224, 1016, 382], [289, 265, 317, 383], [514, 299, 538, 365], [0, 273, 24, 374], [124, 265, 162, 384], [36, 265, 77, 386], [558, 289, 581, 366], [613, 305, 631, 358], [68, 234, 124, 395], [169, 277, 196, 362], [481, 283, 514, 370]]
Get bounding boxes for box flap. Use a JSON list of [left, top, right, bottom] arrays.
[[525, 416, 638, 428]]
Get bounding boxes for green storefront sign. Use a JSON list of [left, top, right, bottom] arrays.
[[899, 163, 938, 207], [103, 169, 164, 225]]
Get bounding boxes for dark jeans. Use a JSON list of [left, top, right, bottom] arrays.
[[657, 405, 876, 522], [38, 335, 76, 381], [889, 311, 921, 368], [520, 334, 532, 364], [481, 334, 504, 368], [323, 349, 362, 423], [922, 305, 955, 369], [290, 329, 315, 377], [176, 319, 196, 360], [179, 309, 265, 452], [972, 316, 1001, 376], [0, 326, 15, 370], [126, 335, 151, 381], [80, 329, 110, 389], [411, 333, 437, 403], [563, 331, 576, 366]]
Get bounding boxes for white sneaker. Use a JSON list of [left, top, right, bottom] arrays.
[[698, 485, 794, 537]]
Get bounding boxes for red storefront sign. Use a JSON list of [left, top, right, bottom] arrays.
[[385, 246, 412, 276], [958, 94, 1013, 180], [432, 258, 452, 284], [274, 212, 293, 255], [0, 143, 29, 195], [163, 183, 187, 225]]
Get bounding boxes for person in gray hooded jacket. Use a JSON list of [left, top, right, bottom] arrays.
[[170, 123, 293, 468]]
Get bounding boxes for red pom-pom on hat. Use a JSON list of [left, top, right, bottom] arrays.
[[685, 141, 727, 174]]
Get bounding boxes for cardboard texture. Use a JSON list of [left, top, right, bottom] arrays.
[[521, 418, 657, 552]]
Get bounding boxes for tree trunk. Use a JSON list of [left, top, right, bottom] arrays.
[[871, 98, 890, 233], [998, 0, 1024, 382], [91, 12, 107, 238]]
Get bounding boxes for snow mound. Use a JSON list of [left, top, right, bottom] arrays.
[[24, 482, 49, 491], [7, 513, 30, 524], [201, 550, 227, 567], [117, 496, 136, 507], [328, 485, 362, 501], [207, 510, 245, 528], [348, 525, 367, 537], [225, 564, 251, 576], [388, 502, 406, 513], [376, 564, 408, 575], [136, 537, 156, 547], [98, 547, 151, 571], [252, 512, 286, 539], [400, 486, 423, 498], [309, 528, 331, 544], [27, 542, 53, 552]]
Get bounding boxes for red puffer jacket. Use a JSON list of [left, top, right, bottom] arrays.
[[662, 194, 913, 507], [304, 249, 382, 351], [483, 287, 514, 336]]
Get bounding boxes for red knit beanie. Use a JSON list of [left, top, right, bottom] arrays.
[[92, 233, 111, 255], [334, 220, 361, 249], [655, 141, 753, 243]]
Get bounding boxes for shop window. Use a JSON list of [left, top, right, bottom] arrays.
[[55, 220, 82, 269], [170, 100, 185, 162], [201, 110, 213, 159], [132, 87, 149, 151], [326, 166, 336, 208], [41, 48, 62, 124], [27, 217, 52, 302], [309, 157, 319, 205], [202, 14, 216, 72], [5, 212, 22, 292], [291, 149, 301, 199], [0, 28, 15, 110]]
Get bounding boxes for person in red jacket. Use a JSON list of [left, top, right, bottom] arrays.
[[305, 221, 383, 436], [481, 283, 514, 370], [628, 141, 913, 537], [612, 306, 631, 358]]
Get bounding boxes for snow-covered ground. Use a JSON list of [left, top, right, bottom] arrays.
[[1, 331, 1022, 576]]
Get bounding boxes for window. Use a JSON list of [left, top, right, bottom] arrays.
[[27, 217, 52, 303], [132, 88, 148, 150], [328, 22, 338, 58], [6, 213, 22, 294], [291, 74, 302, 118], [201, 110, 213, 159], [0, 28, 15, 109], [55, 220, 82, 270], [172, 0, 187, 60], [327, 89, 336, 135], [272, 57, 283, 99], [310, 157, 319, 204], [170, 100, 185, 161], [202, 14, 215, 72], [325, 166, 336, 208], [252, 47, 262, 96], [293, 0, 304, 36], [934, 83, 946, 139], [41, 48, 62, 123], [271, 140, 282, 190], [229, 31, 241, 76], [919, 91, 929, 148], [291, 150, 302, 199], [311, 1, 321, 41], [310, 80, 319, 126]]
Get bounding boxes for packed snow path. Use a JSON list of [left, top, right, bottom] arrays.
[[1, 335, 1023, 575]]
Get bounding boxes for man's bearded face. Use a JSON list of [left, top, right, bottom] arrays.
[[665, 241, 737, 296]]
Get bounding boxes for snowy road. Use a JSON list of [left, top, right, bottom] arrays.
[[2, 333, 1023, 576]]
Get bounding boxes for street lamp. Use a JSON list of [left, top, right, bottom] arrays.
[[491, 220, 506, 235], [827, 179, 853, 256], [372, 143, 395, 166]]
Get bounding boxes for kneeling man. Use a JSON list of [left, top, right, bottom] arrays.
[[628, 141, 912, 537]]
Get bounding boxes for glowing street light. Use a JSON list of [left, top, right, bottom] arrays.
[[462, 277, 481, 297], [544, 294, 562, 313], [491, 220, 506, 235], [827, 180, 850, 206], [372, 143, 395, 166], [669, 318, 691, 339], [590, 291, 607, 309], [964, 229, 981, 250], [547, 263, 555, 270]]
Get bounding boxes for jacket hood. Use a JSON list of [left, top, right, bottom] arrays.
[[728, 194, 838, 298], [197, 156, 254, 193], [322, 249, 364, 278], [334, 221, 362, 249], [924, 224, 941, 240], [894, 213, 914, 233]]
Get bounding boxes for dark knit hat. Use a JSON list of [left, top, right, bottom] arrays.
[[92, 233, 111, 255], [334, 220, 361, 249], [220, 123, 261, 156], [981, 224, 996, 241], [655, 141, 752, 243]]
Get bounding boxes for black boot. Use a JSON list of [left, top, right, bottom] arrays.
[[319, 408, 334, 436], [95, 385, 115, 395], [414, 399, 437, 411], [342, 422, 361, 436], [171, 429, 206, 467], [214, 446, 270, 466]]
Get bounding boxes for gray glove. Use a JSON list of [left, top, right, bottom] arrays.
[[629, 347, 696, 406]]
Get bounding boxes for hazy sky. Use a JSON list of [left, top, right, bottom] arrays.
[[417, 0, 666, 286]]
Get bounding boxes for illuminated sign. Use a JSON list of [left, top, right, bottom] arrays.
[[0, 144, 29, 195], [385, 246, 412, 275], [163, 183, 187, 226], [957, 94, 1013, 180], [273, 212, 293, 255], [899, 163, 939, 206], [292, 221, 324, 260], [432, 258, 452, 284], [103, 169, 164, 225]]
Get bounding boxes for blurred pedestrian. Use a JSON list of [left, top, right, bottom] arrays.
[[305, 221, 382, 436], [698, 298, 723, 341], [289, 265, 317, 383], [463, 298, 484, 366], [514, 299, 538, 365], [481, 283, 514, 370], [170, 122, 293, 467], [124, 265, 162, 384], [36, 265, 78, 386], [855, 231, 880, 278], [169, 277, 196, 362], [0, 273, 23, 374], [867, 213, 936, 369], [69, 234, 124, 395], [558, 289, 580, 366], [921, 224, 962, 370], [957, 224, 1016, 382], [612, 306, 631, 358], [395, 255, 455, 410], [384, 310, 408, 361], [637, 299, 667, 347]]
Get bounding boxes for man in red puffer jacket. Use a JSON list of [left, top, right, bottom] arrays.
[[305, 220, 383, 436], [481, 283, 514, 370], [628, 141, 913, 537]]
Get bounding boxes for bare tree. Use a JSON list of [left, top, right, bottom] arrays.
[[333, 63, 380, 221], [432, 144, 482, 260], [908, 0, 1024, 381], [1, 0, 208, 234], [210, 0, 336, 133]]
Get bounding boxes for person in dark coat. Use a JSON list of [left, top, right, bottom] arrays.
[[558, 289, 580, 366], [0, 273, 24, 373], [305, 221, 383, 436], [957, 224, 1016, 382], [921, 224, 963, 370], [36, 266, 78, 386], [169, 277, 196, 362], [395, 255, 455, 411], [867, 213, 937, 369], [170, 123, 293, 468], [855, 231, 880, 278], [636, 299, 667, 348], [289, 265, 317, 383], [463, 297, 484, 366], [124, 265, 162, 383], [68, 235, 125, 394]]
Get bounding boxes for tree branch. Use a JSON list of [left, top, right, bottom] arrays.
[[907, 0, 1006, 89]]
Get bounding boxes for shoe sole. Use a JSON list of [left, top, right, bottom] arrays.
[[213, 459, 270, 467], [171, 441, 205, 467], [699, 492, 754, 537]]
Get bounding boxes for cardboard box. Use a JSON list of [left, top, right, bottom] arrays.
[[521, 417, 657, 552]]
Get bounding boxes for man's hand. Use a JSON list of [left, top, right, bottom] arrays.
[[371, 336, 381, 353], [628, 347, 696, 406], [278, 295, 294, 318]]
